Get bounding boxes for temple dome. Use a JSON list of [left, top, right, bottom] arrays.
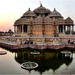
[[65, 17, 73, 22], [14, 18, 32, 25], [33, 3, 51, 14], [22, 8, 36, 18], [49, 8, 63, 18], [65, 17, 73, 24]]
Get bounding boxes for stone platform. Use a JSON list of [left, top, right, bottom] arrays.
[[0, 36, 75, 50]]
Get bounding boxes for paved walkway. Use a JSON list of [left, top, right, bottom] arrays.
[[0, 40, 17, 45]]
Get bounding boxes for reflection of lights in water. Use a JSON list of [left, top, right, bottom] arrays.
[[53, 70, 55, 75], [0, 48, 7, 55], [65, 65, 69, 74], [66, 63, 71, 74], [60, 51, 73, 59], [21, 61, 38, 74], [21, 62, 38, 70], [30, 51, 40, 55]]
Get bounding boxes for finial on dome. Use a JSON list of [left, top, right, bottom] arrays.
[[40, 1, 43, 7], [54, 8, 56, 11], [28, 8, 31, 11]]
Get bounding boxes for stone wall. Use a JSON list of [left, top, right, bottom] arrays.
[[32, 25, 43, 36], [45, 25, 55, 36], [0, 36, 75, 46]]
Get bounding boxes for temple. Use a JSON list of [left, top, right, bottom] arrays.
[[14, 3, 74, 45]]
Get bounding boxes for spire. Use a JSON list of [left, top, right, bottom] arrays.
[[40, 1, 43, 7], [54, 8, 56, 11], [28, 8, 31, 11]]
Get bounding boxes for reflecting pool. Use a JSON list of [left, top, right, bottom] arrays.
[[0, 47, 75, 75]]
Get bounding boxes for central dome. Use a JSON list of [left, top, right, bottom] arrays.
[[33, 3, 51, 15]]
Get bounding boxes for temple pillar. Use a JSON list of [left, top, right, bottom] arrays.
[[67, 25, 70, 34], [20, 26, 21, 33], [22, 25, 24, 33], [58, 25, 63, 33], [65, 26, 67, 32], [17, 26, 19, 33], [16, 26, 17, 33], [70, 25, 72, 34], [14, 26, 17, 33], [61, 25, 63, 33], [67, 26, 69, 31], [57, 25, 59, 33], [58, 25, 60, 33], [63, 25, 65, 34], [64, 25, 66, 34], [72, 25, 74, 32]]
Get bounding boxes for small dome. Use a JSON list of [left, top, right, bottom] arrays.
[[22, 8, 36, 18], [65, 17, 73, 22], [33, 3, 51, 14], [49, 8, 63, 18], [65, 17, 73, 24], [14, 18, 31, 25]]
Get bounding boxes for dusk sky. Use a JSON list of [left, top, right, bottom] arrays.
[[0, 0, 75, 31]]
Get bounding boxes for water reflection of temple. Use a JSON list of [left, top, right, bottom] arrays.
[[15, 49, 73, 74]]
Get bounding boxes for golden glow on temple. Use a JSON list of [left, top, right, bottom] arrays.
[[14, 3, 74, 37]]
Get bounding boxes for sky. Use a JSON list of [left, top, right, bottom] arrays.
[[0, 0, 75, 31]]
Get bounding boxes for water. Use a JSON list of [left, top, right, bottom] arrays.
[[0, 47, 75, 75]]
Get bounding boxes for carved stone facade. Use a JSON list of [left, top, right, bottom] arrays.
[[14, 4, 74, 45]]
